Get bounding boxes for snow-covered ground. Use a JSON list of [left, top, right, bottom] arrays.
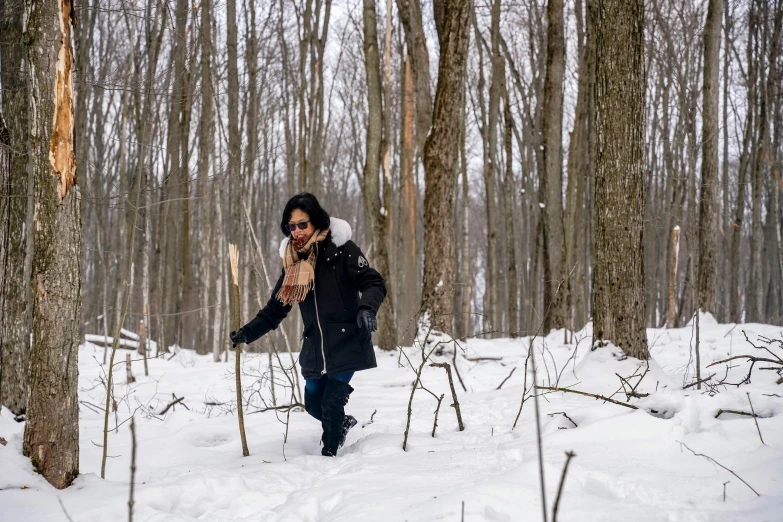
[[2, 315, 782, 521]]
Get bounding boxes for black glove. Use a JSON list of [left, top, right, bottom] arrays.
[[229, 329, 248, 345], [357, 309, 377, 333]]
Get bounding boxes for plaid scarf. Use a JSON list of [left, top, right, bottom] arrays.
[[276, 228, 330, 305]]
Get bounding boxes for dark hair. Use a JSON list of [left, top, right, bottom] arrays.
[[279, 192, 331, 237]]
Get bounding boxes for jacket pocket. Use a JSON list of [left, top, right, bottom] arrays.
[[299, 330, 318, 372], [325, 321, 368, 368]]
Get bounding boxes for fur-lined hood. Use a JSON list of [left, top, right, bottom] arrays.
[[278, 217, 352, 259]]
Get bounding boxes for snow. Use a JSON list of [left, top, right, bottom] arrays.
[[2, 320, 782, 521]]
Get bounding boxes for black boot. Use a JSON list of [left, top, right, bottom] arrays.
[[321, 379, 353, 457], [304, 387, 325, 421], [339, 415, 358, 448]]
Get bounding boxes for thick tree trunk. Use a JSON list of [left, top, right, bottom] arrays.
[[0, 4, 32, 415], [696, 0, 723, 315], [541, 0, 567, 332], [361, 0, 397, 351], [22, 0, 81, 489], [421, 0, 472, 333], [592, 0, 648, 359]]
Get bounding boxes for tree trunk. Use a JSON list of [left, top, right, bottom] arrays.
[[459, 96, 472, 341], [696, 0, 723, 315], [361, 0, 397, 351], [501, 66, 518, 337], [0, 3, 32, 415], [421, 0, 472, 333], [399, 52, 419, 342], [22, 0, 81, 488], [541, 0, 567, 332], [667, 226, 681, 327], [396, 0, 431, 154], [592, 0, 648, 359]]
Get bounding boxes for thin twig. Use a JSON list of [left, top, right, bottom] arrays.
[[57, 497, 75, 522], [431, 394, 445, 437], [362, 409, 377, 428], [157, 396, 184, 415], [512, 349, 532, 429], [714, 409, 760, 419], [684, 373, 715, 389], [128, 417, 137, 522], [430, 362, 465, 431], [496, 367, 517, 390], [547, 412, 578, 428], [746, 393, 765, 445], [707, 355, 781, 368], [552, 451, 576, 522], [678, 441, 760, 496], [536, 386, 639, 410]]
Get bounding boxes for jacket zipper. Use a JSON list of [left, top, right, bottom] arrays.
[[314, 243, 327, 375]]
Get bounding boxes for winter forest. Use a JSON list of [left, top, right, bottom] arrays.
[[1, 0, 783, 520]]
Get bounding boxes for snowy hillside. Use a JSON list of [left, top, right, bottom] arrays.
[[2, 316, 782, 521]]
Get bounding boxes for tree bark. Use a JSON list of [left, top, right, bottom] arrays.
[[0, 1, 32, 415], [421, 0, 472, 333], [395, 0, 431, 153], [696, 0, 723, 315], [592, 0, 648, 359], [22, 0, 81, 488], [501, 66, 518, 337], [399, 52, 419, 341], [541, 0, 567, 332], [361, 0, 397, 351]]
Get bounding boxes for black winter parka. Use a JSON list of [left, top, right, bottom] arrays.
[[239, 219, 386, 380]]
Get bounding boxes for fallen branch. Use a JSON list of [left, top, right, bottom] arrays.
[[552, 451, 576, 522], [465, 356, 503, 362], [678, 441, 760, 497], [496, 367, 517, 390], [547, 412, 577, 428], [714, 409, 762, 419], [707, 355, 781, 368], [684, 373, 715, 389], [536, 386, 639, 410], [246, 402, 304, 415], [430, 362, 465, 431], [157, 396, 184, 416]]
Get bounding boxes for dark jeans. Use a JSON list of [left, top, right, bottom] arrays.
[[305, 371, 354, 395]]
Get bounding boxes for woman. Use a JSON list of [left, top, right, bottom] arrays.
[[230, 193, 386, 457]]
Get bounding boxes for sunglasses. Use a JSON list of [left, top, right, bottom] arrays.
[[287, 220, 310, 232]]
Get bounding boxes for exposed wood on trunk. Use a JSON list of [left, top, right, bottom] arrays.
[[23, 0, 81, 488]]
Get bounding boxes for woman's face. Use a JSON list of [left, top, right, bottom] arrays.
[[288, 208, 316, 242]]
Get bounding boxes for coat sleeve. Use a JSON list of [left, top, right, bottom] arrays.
[[239, 268, 292, 343], [343, 240, 387, 314]]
